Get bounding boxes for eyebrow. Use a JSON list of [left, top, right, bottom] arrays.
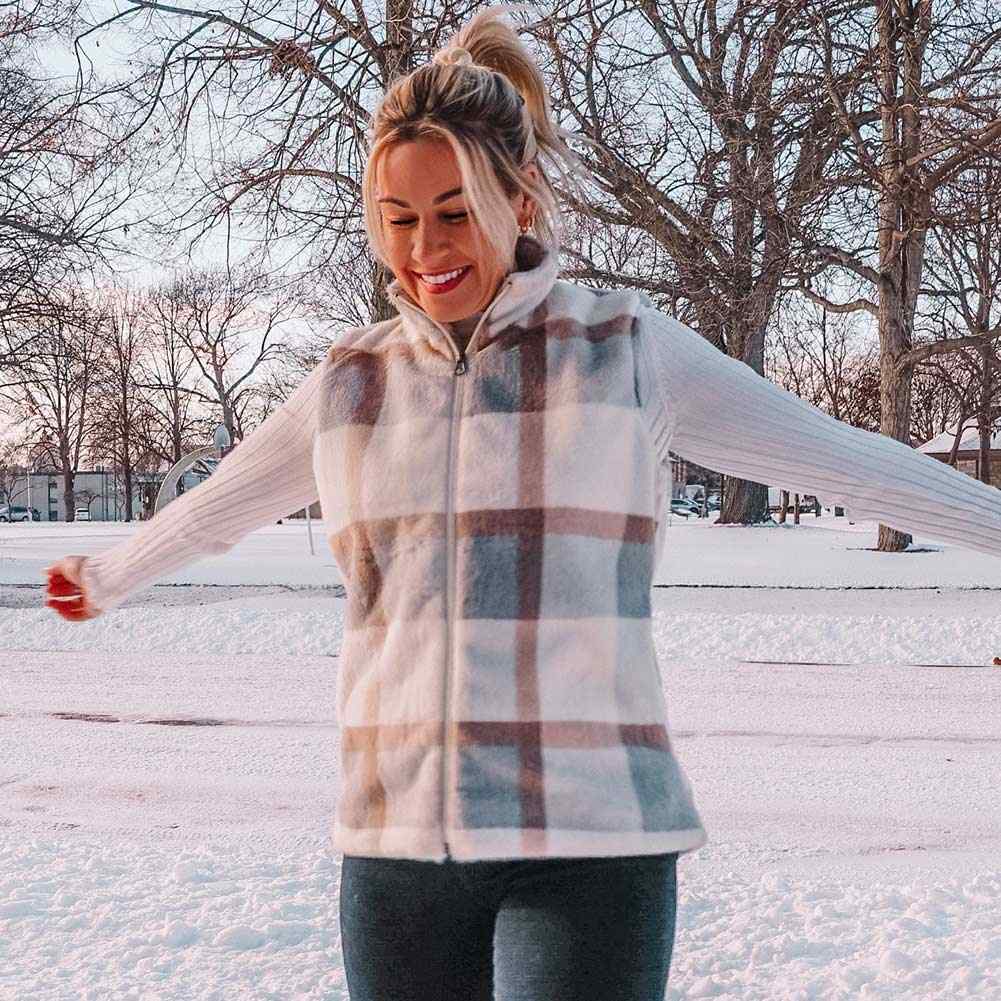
[[377, 186, 463, 208]]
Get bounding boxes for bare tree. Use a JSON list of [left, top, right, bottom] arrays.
[[158, 266, 296, 440], [89, 286, 154, 520], [768, 296, 881, 433], [908, 350, 969, 450], [917, 340, 1000, 475], [1, 2, 145, 388], [784, 1, 1001, 549], [135, 286, 207, 466], [14, 289, 102, 520], [914, 161, 1001, 485], [81, 0, 433, 319], [72, 485, 99, 518], [0, 439, 26, 507], [535, 1, 874, 525]]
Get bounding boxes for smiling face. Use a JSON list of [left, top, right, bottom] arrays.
[[375, 137, 536, 325]]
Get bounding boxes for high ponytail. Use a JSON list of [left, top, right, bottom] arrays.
[[362, 3, 598, 272]]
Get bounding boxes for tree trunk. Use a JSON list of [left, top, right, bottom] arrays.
[[874, 2, 928, 553], [62, 469, 75, 522], [123, 463, 134, 521], [719, 479, 770, 524], [875, 341, 914, 552], [372, 257, 397, 324], [779, 489, 788, 523], [715, 312, 773, 525], [216, 367, 236, 442], [172, 421, 183, 465], [948, 407, 968, 466]]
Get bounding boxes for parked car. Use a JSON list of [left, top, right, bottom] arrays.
[[669, 498, 702, 518], [0, 505, 40, 522], [74, 507, 91, 521], [767, 488, 820, 515]]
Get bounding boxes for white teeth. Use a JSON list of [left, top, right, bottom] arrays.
[[420, 267, 466, 285]]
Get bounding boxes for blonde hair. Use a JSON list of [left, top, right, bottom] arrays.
[[361, 3, 596, 273]]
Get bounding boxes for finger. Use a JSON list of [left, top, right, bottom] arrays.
[[46, 595, 84, 614], [48, 591, 83, 605], [47, 592, 83, 608], [45, 559, 83, 580], [47, 575, 81, 598]]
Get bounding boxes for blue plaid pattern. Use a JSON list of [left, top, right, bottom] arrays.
[[315, 236, 706, 861]]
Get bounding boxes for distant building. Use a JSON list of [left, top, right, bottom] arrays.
[[12, 461, 320, 522], [917, 424, 1001, 490], [14, 467, 203, 522]]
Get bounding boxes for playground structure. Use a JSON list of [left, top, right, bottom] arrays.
[[153, 425, 317, 554], [153, 424, 232, 515], [152, 446, 223, 515]]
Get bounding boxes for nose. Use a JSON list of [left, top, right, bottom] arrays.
[[412, 219, 450, 262]]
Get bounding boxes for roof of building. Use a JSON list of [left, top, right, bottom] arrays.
[[918, 423, 1001, 454]]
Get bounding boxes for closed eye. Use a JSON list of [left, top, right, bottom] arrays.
[[389, 212, 468, 227]]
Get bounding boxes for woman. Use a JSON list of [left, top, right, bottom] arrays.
[[45, 6, 1001, 999]]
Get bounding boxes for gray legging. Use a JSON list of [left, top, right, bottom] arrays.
[[339, 851, 679, 1001]]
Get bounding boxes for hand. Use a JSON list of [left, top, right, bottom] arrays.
[[44, 555, 103, 621]]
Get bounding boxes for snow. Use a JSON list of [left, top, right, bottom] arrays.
[[917, 423, 1001, 454], [2, 517, 1000, 999]]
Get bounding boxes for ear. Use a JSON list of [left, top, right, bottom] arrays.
[[522, 161, 540, 197], [518, 161, 540, 220]]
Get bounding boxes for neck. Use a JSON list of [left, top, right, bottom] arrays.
[[449, 310, 483, 352]]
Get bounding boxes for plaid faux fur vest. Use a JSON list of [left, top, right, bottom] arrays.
[[315, 234, 706, 862]]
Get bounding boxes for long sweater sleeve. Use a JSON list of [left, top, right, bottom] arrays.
[[635, 305, 1001, 557], [79, 354, 329, 613]]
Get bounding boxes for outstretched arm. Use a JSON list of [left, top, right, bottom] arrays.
[[54, 352, 331, 616], [635, 305, 1001, 556]]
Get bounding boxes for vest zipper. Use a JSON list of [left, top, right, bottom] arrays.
[[439, 281, 512, 863], [441, 350, 463, 861]]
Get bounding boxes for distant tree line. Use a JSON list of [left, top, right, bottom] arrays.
[[0, 266, 312, 520]]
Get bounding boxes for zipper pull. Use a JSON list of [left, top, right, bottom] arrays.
[[454, 354, 467, 376]]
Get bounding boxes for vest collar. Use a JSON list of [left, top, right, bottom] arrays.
[[385, 234, 559, 360]]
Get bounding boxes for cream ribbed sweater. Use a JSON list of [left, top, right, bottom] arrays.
[[80, 303, 1001, 615]]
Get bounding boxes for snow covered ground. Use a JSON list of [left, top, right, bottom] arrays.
[[2, 516, 1000, 1000]]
